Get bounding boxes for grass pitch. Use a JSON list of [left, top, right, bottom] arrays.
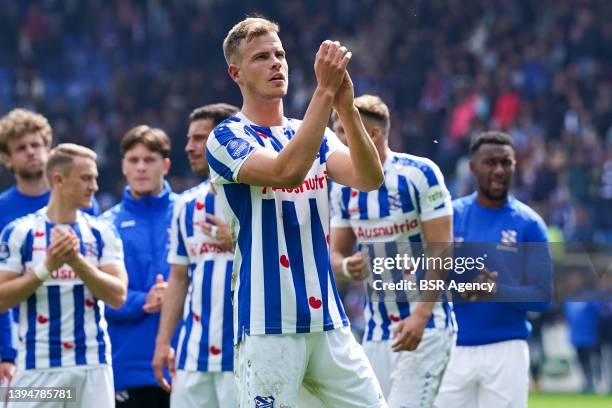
[[528, 393, 612, 407]]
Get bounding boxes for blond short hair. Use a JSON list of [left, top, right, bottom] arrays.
[[353, 95, 390, 130], [223, 17, 279, 65], [0, 109, 52, 154], [46, 143, 97, 184]]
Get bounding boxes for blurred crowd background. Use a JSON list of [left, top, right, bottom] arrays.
[[1, 0, 611, 394]]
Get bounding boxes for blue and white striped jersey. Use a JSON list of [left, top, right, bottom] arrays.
[[0, 208, 123, 369], [168, 181, 234, 371], [330, 152, 455, 341], [206, 113, 349, 340]]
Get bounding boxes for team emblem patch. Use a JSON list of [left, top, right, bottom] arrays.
[[0, 242, 9, 262], [83, 242, 99, 258], [226, 139, 250, 159], [254, 395, 275, 407], [388, 193, 402, 210], [500, 229, 517, 245]]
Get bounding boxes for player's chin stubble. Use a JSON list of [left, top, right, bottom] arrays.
[[18, 169, 44, 181]]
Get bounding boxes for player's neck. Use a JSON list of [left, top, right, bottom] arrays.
[[129, 182, 164, 200], [476, 191, 507, 209], [377, 146, 391, 165], [46, 192, 78, 224], [16, 176, 50, 197], [241, 97, 284, 127]]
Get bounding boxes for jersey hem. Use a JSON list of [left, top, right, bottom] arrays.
[[238, 318, 350, 342]]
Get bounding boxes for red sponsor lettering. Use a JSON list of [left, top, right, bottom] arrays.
[[356, 219, 419, 239], [263, 172, 328, 195], [50, 267, 78, 280], [188, 242, 232, 256]]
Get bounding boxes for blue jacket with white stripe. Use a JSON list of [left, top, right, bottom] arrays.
[[101, 181, 178, 391]]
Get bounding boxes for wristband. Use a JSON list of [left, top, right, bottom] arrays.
[[341, 257, 351, 279], [33, 263, 50, 282]]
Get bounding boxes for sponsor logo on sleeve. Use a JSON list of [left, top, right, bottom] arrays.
[[426, 186, 447, 207]]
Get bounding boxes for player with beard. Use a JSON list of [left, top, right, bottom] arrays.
[[435, 131, 552, 408], [0, 109, 100, 386], [153, 103, 240, 407]]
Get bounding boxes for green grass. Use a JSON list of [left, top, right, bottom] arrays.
[[529, 393, 612, 408]]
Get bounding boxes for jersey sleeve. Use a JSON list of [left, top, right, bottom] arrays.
[[97, 220, 125, 267], [415, 159, 453, 222], [322, 127, 344, 163], [205, 121, 259, 185], [0, 221, 26, 274], [167, 196, 189, 265], [330, 183, 351, 228]]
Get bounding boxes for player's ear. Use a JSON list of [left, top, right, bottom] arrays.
[[370, 126, 382, 143], [162, 158, 171, 175], [121, 157, 128, 178], [1, 152, 12, 171], [51, 169, 64, 186], [228, 64, 240, 84], [469, 158, 476, 175]]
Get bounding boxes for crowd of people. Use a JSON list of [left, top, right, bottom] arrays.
[[0, 0, 610, 242]]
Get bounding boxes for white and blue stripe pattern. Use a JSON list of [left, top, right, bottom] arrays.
[[0, 208, 122, 369], [168, 182, 234, 371], [206, 113, 349, 341], [330, 152, 455, 341]]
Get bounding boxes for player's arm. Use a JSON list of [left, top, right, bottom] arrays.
[[330, 227, 368, 281], [220, 41, 351, 188], [412, 215, 453, 317], [329, 185, 369, 280], [153, 264, 190, 392], [62, 225, 127, 309], [105, 286, 149, 321], [69, 257, 127, 309], [0, 226, 77, 310], [0, 272, 43, 312], [498, 218, 552, 312], [0, 311, 14, 360], [326, 75, 384, 191], [0, 311, 16, 385], [392, 215, 453, 352]]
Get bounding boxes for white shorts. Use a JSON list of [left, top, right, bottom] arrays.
[[235, 327, 387, 408], [6, 365, 114, 408], [435, 339, 529, 408], [171, 370, 237, 408], [363, 328, 454, 408]]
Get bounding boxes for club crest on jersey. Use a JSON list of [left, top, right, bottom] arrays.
[[254, 395, 275, 407], [0, 242, 9, 262], [83, 242, 99, 258], [500, 229, 517, 245], [388, 193, 402, 210], [226, 139, 250, 159]]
